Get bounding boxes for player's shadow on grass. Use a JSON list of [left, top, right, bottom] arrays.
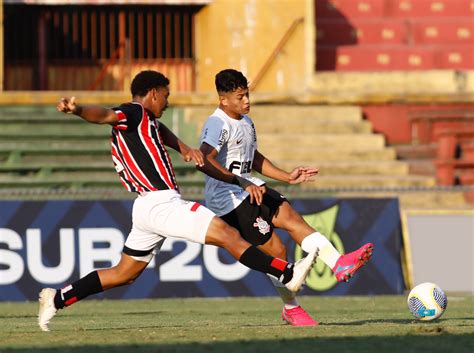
[[121, 310, 164, 316], [5, 334, 473, 353], [324, 317, 473, 326], [323, 318, 419, 325], [80, 322, 283, 332], [0, 314, 38, 319]]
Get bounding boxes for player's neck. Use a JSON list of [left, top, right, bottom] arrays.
[[219, 106, 242, 120]]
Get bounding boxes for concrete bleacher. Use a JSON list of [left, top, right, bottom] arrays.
[[1, 104, 470, 208], [0, 106, 205, 193], [184, 104, 471, 208]]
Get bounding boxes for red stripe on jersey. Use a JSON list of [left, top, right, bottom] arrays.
[[190, 202, 200, 212], [116, 110, 126, 122], [270, 258, 288, 272], [117, 133, 156, 191], [111, 142, 141, 192], [114, 111, 127, 131], [122, 165, 144, 193], [139, 112, 175, 189]]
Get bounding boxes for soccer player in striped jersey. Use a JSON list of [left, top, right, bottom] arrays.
[[198, 69, 374, 327], [37, 70, 318, 332]]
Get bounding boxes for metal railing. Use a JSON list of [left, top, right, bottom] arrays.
[[249, 17, 304, 91]]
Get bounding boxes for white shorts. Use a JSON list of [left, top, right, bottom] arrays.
[[124, 190, 215, 262]]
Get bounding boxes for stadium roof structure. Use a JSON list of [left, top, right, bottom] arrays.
[[4, 0, 211, 4]]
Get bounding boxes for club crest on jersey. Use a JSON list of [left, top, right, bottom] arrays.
[[253, 217, 270, 235]]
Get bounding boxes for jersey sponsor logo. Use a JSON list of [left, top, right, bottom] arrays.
[[229, 160, 252, 173], [253, 217, 270, 235], [218, 129, 228, 146]]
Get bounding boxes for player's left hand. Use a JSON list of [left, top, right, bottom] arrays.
[[245, 184, 266, 206], [288, 166, 319, 184], [183, 148, 204, 167]]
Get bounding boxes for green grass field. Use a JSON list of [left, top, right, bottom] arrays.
[[1, 295, 472, 353]]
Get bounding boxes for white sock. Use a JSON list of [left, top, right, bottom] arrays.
[[301, 232, 341, 269], [268, 275, 299, 309]]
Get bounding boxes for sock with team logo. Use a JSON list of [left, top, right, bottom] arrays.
[[239, 246, 294, 284], [301, 232, 341, 269], [53, 271, 104, 309]]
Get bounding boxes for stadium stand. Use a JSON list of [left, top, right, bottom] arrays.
[[316, 0, 474, 71], [184, 104, 472, 209], [1, 0, 472, 210], [0, 106, 205, 197], [395, 108, 474, 193], [435, 127, 474, 185], [1, 103, 470, 208], [0, 104, 472, 211]]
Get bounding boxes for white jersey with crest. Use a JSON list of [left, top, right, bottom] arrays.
[[200, 108, 265, 216]]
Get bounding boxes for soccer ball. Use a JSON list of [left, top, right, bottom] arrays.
[[407, 282, 447, 321]]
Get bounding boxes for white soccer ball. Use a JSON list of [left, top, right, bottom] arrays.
[[407, 282, 448, 321]]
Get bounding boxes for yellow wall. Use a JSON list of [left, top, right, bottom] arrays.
[[194, 0, 315, 93]]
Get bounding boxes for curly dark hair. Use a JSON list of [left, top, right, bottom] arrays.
[[131, 70, 170, 97], [215, 69, 248, 93]]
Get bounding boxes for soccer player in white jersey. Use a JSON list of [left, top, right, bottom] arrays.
[[198, 69, 374, 326], [37, 70, 318, 332]]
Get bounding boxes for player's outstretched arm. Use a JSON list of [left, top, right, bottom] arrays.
[[159, 123, 204, 167], [198, 143, 264, 205], [253, 150, 319, 185], [57, 96, 119, 125]]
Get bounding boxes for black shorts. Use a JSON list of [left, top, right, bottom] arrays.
[[220, 187, 287, 246]]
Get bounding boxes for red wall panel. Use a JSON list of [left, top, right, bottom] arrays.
[[362, 104, 474, 144]]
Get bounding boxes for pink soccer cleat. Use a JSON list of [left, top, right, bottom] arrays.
[[332, 243, 374, 282], [281, 306, 319, 327]]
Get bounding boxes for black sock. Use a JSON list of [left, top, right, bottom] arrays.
[[54, 271, 104, 309], [239, 246, 294, 284]]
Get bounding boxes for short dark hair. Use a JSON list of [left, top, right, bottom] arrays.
[[131, 70, 170, 97], [215, 69, 248, 93]]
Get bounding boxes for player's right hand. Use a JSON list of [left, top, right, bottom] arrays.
[[57, 96, 78, 114], [245, 184, 265, 206]]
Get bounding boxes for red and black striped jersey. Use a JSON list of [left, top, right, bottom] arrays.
[[110, 102, 178, 193]]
